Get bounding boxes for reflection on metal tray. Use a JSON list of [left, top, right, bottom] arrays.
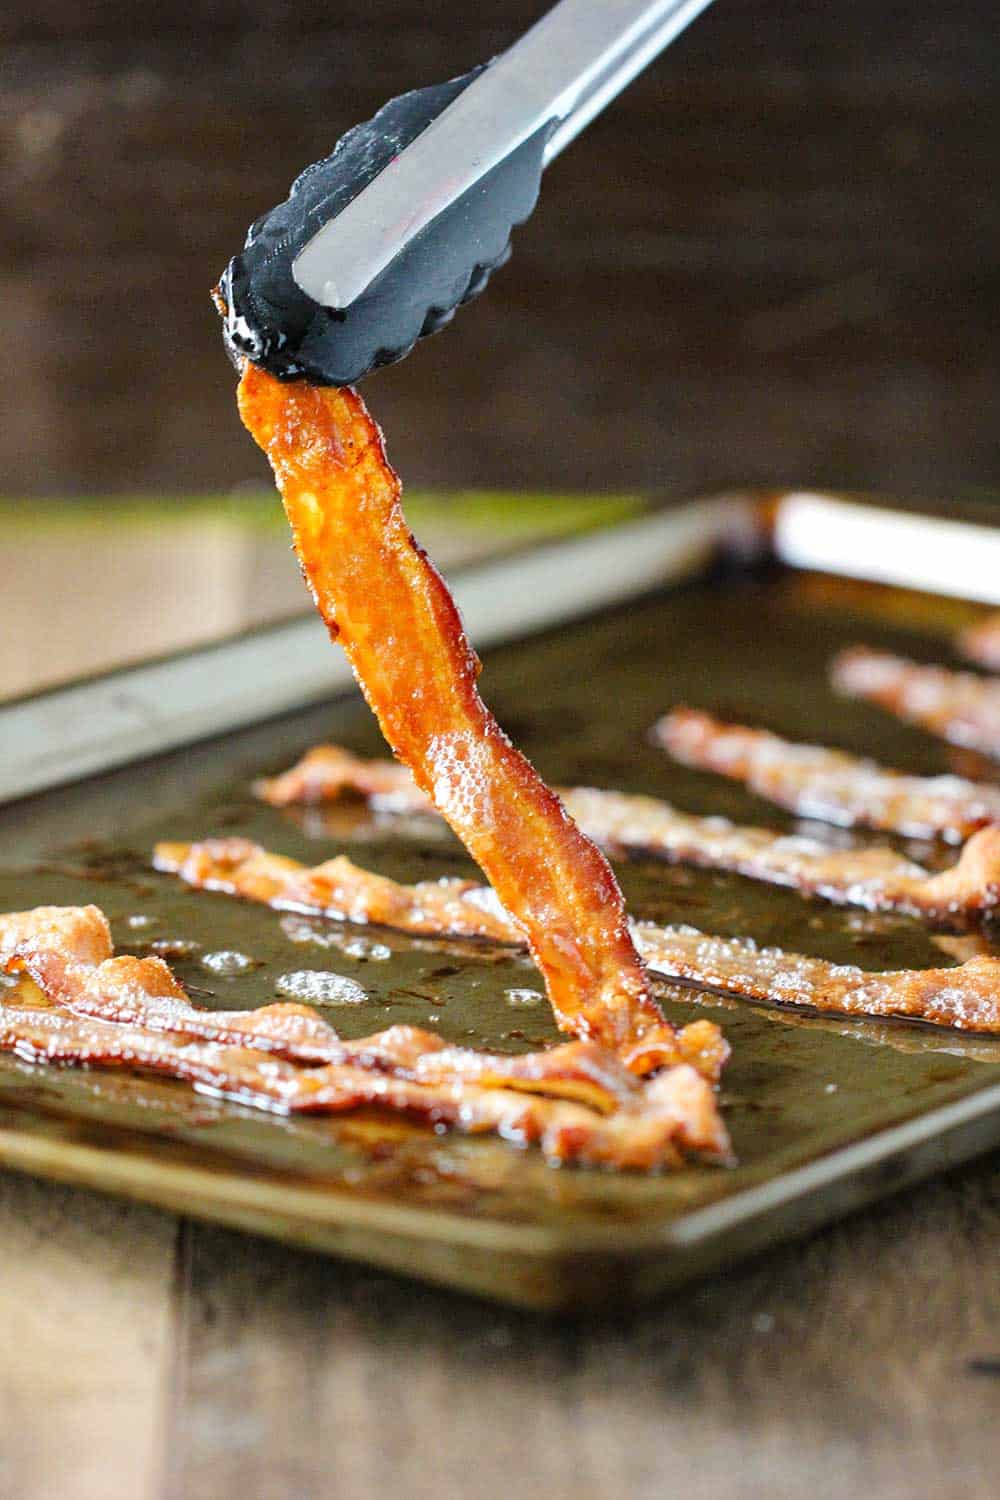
[[1, 490, 1000, 1310]]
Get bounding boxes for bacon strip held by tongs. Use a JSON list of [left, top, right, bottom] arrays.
[[0, 904, 730, 1168], [833, 646, 1000, 761], [656, 708, 1000, 843], [958, 614, 1000, 673], [237, 366, 674, 1068], [156, 839, 1000, 1034], [256, 743, 1000, 926]]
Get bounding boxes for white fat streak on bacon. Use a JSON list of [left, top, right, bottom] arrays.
[[833, 647, 1000, 761], [655, 707, 1000, 843], [0, 905, 731, 1167], [155, 839, 1000, 1035], [633, 924, 1000, 1033], [255, 745, 1000, 925], [959, 614, 1000, 674]]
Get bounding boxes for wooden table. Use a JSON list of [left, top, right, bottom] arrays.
[[2, 1156, 998, 1499]]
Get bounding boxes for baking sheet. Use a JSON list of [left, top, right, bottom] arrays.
[[2, 495, 1000, 1309]]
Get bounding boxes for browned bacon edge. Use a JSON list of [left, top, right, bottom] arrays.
[[255, 744, 1000, 927], [833, 647, 1000, 761], [0, 905, 731, 1170], [155, 839, 1000, 1035], [655, 707, 1000, 844]]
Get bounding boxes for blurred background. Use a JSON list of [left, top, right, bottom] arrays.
[[3, 0, 997, 503]]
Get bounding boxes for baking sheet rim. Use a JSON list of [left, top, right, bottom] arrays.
[[2, 1063, 998, 1260]]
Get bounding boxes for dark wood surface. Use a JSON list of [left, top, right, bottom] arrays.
[[3, 5, 1000, 1496], [2, 1155, 999, 1499]]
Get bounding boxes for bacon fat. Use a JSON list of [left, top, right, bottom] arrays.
[[656, 707, 1000, 843], [256, 743, 1000, 926]]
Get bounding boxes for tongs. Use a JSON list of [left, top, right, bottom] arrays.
[[218, 0, 716, 386]]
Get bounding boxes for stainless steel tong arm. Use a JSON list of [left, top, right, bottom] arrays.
[[292, 0, 715, 311]]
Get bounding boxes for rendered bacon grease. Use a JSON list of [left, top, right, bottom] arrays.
[[0, 904, 730, 1169], [156, 839, 1000, 1035], [256, 742, 1000, 927], [236, 365, 680, 1071], [832, 647, 1000, 761], [656, 708, 1000, 843]]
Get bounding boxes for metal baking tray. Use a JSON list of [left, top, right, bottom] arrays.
[[2, 489, 1000, 1310]]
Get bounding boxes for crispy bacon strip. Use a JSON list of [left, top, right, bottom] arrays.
[[564, 789, 1000, 924], [256, 743, 1000, 926], [633, 924, 1000, 1033], [154, 838, 524, 941], [959, 614, 1000, 673], [237, 366, 670, 1065], [0, 905, 730, 1167], [1, 1000, 724, 1168], [656, 707, 1000, 843], [833, 647, 1000, 761], [153, 840, 728, 1081], [257, 745, 425, 812], [155, 838, 518, 944], [155, 838, 1000, 1034]]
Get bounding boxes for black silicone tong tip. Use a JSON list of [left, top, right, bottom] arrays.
[[216, 67, 549, 387]]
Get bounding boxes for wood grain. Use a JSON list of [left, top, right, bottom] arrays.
[[157, 1157, 1000, 1500], [0, 1174, 176, 1500]]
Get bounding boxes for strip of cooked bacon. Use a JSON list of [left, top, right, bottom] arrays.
[[152, 840, 728, 1080], [155, 838, 1000, 1034], [257, 745, 425, 812], [0, 998, 725, 1168], [959, 614, 1000, 673], [155, 837, 518, 944], [655, 707, 1000, 843], [633, 923, 1000, 1033], [565, 790, 1000, 924], [237, 366, 672, 1066], [255, 743, 1000, 926], [0, 904, 730, 1166], [833, 646, 1000, 761]]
